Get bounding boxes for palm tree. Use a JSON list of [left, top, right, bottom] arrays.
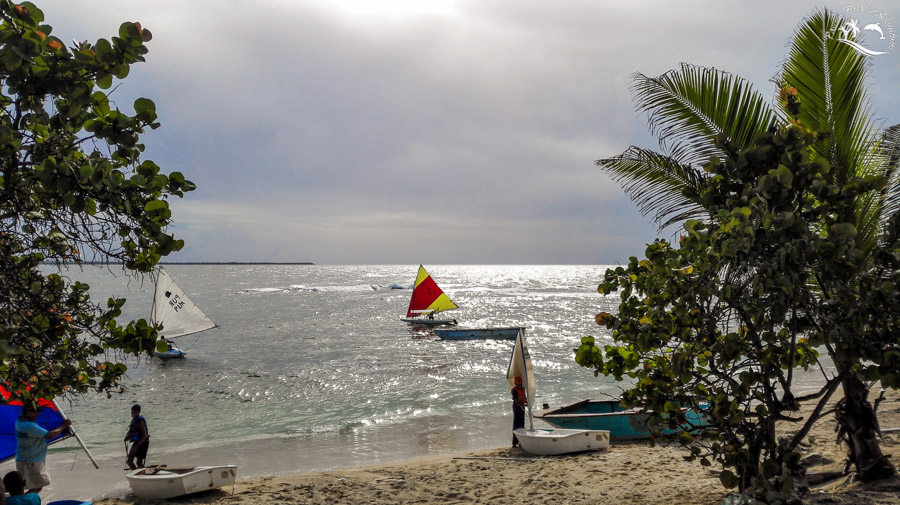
[[598, 8, 899, 481]]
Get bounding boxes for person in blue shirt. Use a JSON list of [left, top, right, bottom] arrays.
[[14, 406, 71, 494], [3, 471, 40, 505], [125, 404, 150, 470]]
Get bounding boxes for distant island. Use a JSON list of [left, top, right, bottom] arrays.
[[48, 261, 315, 265], [160, 262, 315, 265]]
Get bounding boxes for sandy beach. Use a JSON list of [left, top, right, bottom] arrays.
[[92, 389, 900, 505]]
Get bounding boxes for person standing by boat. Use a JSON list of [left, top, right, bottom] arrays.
[[511, 376, 527, 447], [125, 404, 150, 470], [14, 405, 72, 494]]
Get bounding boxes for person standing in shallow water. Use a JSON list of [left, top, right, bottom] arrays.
[[125, 405, 150, 470], [511, 376, 527, 447], [15, 405, 72, 494]]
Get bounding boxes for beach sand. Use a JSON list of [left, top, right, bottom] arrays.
[[95, 389, 900, 505]]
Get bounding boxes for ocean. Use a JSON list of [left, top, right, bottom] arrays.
[[2, 264, 828, 502], [2, 264, 625, 501]]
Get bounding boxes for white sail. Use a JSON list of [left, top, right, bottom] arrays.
[[506, 328, 535, 430], [151, 267, 217, 339]]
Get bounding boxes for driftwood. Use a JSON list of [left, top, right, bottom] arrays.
[[805, 471, 846, 486]]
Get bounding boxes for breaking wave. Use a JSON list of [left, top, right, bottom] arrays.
[[239, 283, 410, 294]]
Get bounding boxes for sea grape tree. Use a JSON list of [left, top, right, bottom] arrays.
[[593, 8, 899, 484], [0, 2, 195, 406], [577, 120, 900, 502]]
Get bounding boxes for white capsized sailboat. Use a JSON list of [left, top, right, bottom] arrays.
[[126, 465, 237, 499], [507, 329, 609, 455], [151, 267, 218, 359]]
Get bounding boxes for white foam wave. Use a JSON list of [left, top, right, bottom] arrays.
[[239, 287, 291, 294], [239, 283, 410, 294]]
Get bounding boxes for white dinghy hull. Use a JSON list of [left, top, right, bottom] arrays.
[[125, 465, 237, 499], [514, 428, 610, 456]]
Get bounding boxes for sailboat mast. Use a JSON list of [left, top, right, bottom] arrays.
[[51, 400, 99, 469], [506, 328, 535, 431], [149, 267, 161, 325], [519, 336, 534, 431]]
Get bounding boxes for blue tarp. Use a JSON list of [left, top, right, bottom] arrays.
[[0, 389, 71, 463]]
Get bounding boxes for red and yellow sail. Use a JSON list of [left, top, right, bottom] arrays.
[[406, 265, 458, 317]]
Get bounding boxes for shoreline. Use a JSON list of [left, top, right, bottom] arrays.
[[90, 389, 900, 505]]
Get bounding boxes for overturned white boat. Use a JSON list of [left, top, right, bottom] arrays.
[[513, 428, 610, 456], [125, 465, 237, 499]]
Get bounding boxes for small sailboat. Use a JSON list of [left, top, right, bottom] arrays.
[[151, 267, 218, 359], [507, 329, 609, 455], [400, 265, 459, 326]]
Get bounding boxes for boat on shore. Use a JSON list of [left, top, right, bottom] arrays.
[[434, 326, 523, 340], [125, 465, 238, 499], [513, 428, 610, 456], [507, 329, 610, 456], [534, 399, 708, 440], [400, 265, 459, 326]]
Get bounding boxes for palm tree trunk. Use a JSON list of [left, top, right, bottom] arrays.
[[835, 373, 896, 481]]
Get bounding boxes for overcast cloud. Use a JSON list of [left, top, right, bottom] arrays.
[[42, 0, 900, 264]]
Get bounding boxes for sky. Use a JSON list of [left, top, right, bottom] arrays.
[[41, 0, 900, 264]]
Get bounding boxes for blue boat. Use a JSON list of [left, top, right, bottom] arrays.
[[155, 339, 186, 359], [534, 399, 709, 440], [434, 326, 523, 340]]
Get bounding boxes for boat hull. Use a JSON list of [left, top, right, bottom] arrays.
[[434, 326, 523, 340], [400, 317, 458, 326], [535, 400, 708, 440], [154, 349, 185, 359], [514, 428, 610, 456], [125, 465, 237, 499]]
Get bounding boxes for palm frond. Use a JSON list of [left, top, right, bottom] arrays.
[[875, 124, 900, 227], [597, 147, 707, 231], [847, 126, 897, 253], [631, 63, 777, 168], [779, 8, 876, 183]]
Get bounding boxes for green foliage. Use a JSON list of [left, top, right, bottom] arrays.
[[591, 7, 899, 490], [0, 3, 194, 405], [578, 123, 900, 501]]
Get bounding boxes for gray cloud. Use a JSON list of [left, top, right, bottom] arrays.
[[43, 0, 900, 263]]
